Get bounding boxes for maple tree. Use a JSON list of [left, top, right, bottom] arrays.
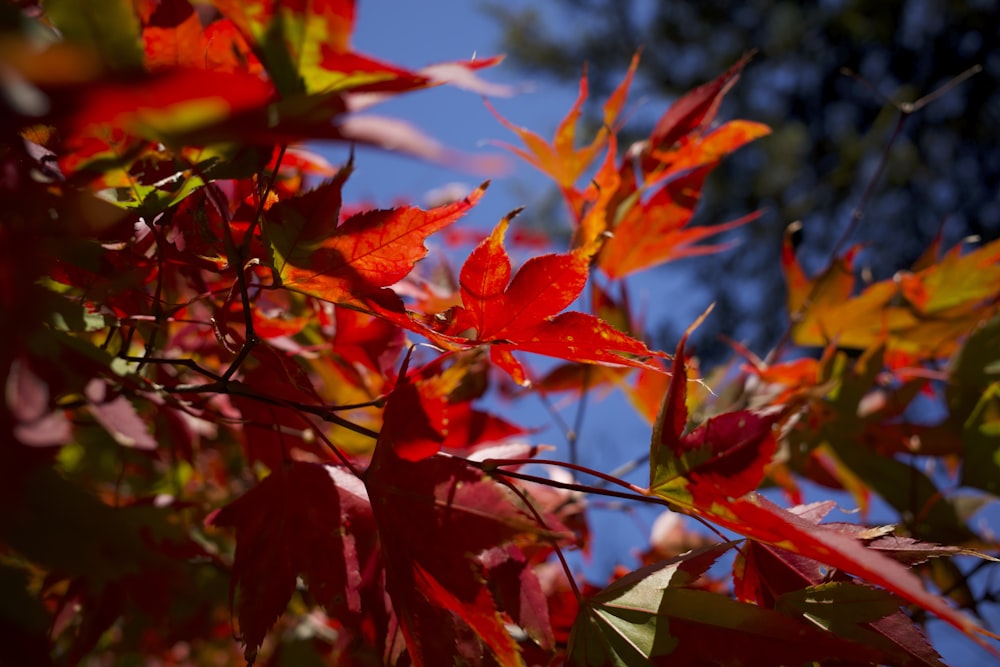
[[1, 1, 999, 665]]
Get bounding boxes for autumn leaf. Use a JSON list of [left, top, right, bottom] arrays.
[[210, 462, 374, 665], [267, 181, 487, 304], [560, 56, 768, 277], [664, 491, 991, 653], [568, 543, 887, 666], [136, 0, 265, 76], [432, 215, 664, 385], [365, 378, 568, 666], [597, 167, 762, 279], [735, 535, 949, 667], [211, 0, 508, 102], [649, 320, 780, 501], [641, 52, 755, 174], [777, 582, 947, 667], [784, 233, 1000, 356], [828, 524, 1000, 566], [788, 344, 979, 544], [644, 119, 771, 180], [229, 344, 330, 469], [6, 356, 72, 447], [65, 68, 276, 143], [487, 53, 640, 189], [409, 352, 530, 451], [84, 379, 157, 450], [482, 544, 555, 651], [210, 0, 357, 95], [331, 304, 406, 377], [139, 0, 206, 70], [648, 328, 992, 652]]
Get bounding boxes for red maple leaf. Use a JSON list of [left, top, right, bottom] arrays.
[[734, 520, 948, 667], [650, 322, 780, 500], [364, 375, 569, 666], [267, 181, 487, 304], [431, 216, 664, 385], [209, 462, 375, 665], [230, 344, 330, 469]]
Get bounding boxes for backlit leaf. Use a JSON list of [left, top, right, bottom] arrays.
[[643, 52, 754, 171], [569, 543, 885, 666], [436, 216, 664, 385], [785, 235, 1000, 356], [366, 380, 567, 666], [210, 462, 373, 665], [487, 54, 639, 188], [660, 491, 989, 651], [650, 323, 779, 500], [269, 182, 487, 303]]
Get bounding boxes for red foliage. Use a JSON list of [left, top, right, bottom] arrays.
[[1, 1, 997, 665]]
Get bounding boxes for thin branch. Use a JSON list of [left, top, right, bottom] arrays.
[[829, 108, 906, 260], [480, 464, 661, 505], [769, 64, 984, 366], [535, 389, 576, 448], [569, 365, 593, 467], [200, 178, 258, 382], [163, 381, 380, 441], [484, 457, 648, 496], [907, 64, 982, 113], [495, 476, 582, 602], [243, 144, 287, 252], [118, 354, 222, 381]]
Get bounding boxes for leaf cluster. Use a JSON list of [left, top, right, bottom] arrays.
[[1, 1, 998, 665]]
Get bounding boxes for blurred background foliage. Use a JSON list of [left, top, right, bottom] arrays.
[[486, 0, 1000, 363]]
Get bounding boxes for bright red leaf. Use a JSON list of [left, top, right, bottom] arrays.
[[434, 215, 664, 385], [642, 52, 754, 173], [230, 344, 329, 469], [648, 326, 994, 654], [268, 181, 487, 304], [650, 322, 780, 500]]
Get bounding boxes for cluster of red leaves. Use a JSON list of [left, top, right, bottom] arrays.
[[2, 1, 998, 666]]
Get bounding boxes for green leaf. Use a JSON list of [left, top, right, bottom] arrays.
[[961, 382, 1000, 496], [44, 0, 144, 71], [44, 294, 115, 332], [776, 582, 947, 667], [776, 581, 899, 633], [568, 544, 888, 666], [949, 315, 1000, 421]]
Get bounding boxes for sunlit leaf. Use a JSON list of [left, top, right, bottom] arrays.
[[785, 235, 1000, 356], [487, 53, 639, 188], [268, 181, 487, 303], [434, 215, 664, 385]]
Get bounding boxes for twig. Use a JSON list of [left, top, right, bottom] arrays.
[[495, 476, 583, 603]]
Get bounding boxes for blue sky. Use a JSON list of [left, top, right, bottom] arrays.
[[345, 1, 558, 213]]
